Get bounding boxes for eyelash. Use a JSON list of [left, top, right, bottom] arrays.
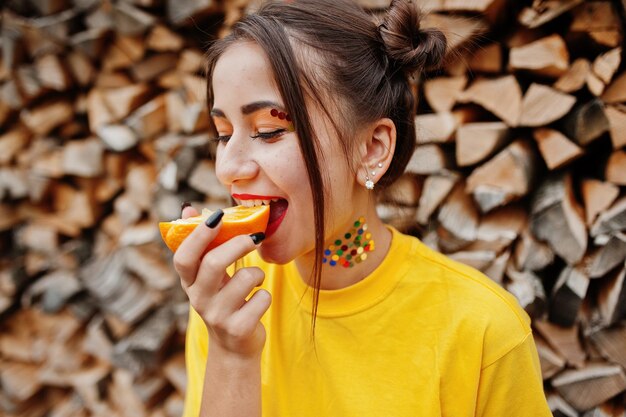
[[214, 129, 288, 143]]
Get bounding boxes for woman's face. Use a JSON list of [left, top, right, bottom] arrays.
[[211, 42, 362, 264]]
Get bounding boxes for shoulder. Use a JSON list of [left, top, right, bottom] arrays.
[[393, 229, 532, 365]]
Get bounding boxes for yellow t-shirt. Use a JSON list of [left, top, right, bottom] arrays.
[[183, 227, 552, 416]]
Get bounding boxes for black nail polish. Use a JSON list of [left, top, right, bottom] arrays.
[[205, 209, 224, 229], [250, 232, 265, 245], [181, 201, 191, 212]]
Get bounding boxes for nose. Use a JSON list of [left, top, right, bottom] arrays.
[[215, 135, 260, 186]]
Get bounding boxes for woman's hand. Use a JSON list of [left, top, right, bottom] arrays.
[[173, 206, 271, 360]]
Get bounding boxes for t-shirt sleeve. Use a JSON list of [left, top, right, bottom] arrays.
[[475, 332, 552, 417], [182, 307, 208, 417]]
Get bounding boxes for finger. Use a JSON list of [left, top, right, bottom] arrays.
[[189, 233, 263, 295], [182, 204, 199, 219], [174, 209, 224, 286], [210, 267, 265, 316], [229, 289, 272, 334]]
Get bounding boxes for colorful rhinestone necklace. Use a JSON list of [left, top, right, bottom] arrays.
[[323, 217, 375, 268]]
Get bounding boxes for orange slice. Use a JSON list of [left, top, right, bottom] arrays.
[[159, 205, 270, 252]]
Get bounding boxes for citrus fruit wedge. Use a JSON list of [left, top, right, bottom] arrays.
[[159, 205, 270, 252]]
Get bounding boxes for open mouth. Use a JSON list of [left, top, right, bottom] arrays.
[[266, 199, 288, 238], [233, 195, 288, 239]]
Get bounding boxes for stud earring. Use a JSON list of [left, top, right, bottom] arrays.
[[365, 173, 375, 190], [377, 162, 383, 168]]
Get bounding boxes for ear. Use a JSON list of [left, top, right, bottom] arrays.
[[356, 118, 396, 188]]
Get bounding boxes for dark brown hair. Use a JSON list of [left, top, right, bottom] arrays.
[[205, 0, 446, 332]]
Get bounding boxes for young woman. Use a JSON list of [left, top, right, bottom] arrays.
[[174, 0, 552, 416]]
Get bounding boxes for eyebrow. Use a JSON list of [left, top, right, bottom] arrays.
[[210, 100, 285, 118]]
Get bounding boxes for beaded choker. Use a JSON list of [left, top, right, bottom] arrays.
[[323, 217, 374, 268]]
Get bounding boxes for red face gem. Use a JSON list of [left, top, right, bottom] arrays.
[[286, 114, 292, 122], [270, 109, 278, 117], [278, 112, 286, 120]]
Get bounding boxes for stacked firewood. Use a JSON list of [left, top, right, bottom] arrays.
[[0, 0, 624, 415]]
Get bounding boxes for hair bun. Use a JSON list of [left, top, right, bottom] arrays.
[[378, 0, 447, 74]]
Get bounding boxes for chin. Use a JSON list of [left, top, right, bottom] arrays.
[[257, 243, 294, 265]]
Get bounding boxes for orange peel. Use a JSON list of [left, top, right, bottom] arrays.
[[159, 205, 270, 252]]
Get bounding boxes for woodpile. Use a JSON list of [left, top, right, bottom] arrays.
[[0, 0, 624, 415]]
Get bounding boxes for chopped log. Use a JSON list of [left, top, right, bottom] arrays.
[[590, 197, 626, 238], [466, 139, 537, 213], [533, 128, 583, 170], [423, 76, 467, 113], [561, 99, 610, 146], [509, 34, 569, 78], [602, 72, 626, 104], [437, 182, 480, 245], [605, 150, 626, 185], [570, 2, 622, 40], [80, 251, 159, 325], [605, 106, 626, 149], [377, 204, 417, 231], [188, 160, 230, 201], [101, 83, 151, 121], [87, 89, 116, 131], [449, 250, 495, 271], [415, 112, 457, 144], [35, 54, 72, 91], [423, 13, 487, 51], [147, 25, 184, 52], [458, 75, 522, 126], [0, 79, 25, 110], [505, 267, 546, 317], [531, 173, 587, 264], [95, 71, 134, 89], [0, 126, 31, 165], [166, 0, 218, 25], [586, 71, 605, 97], [456, 122, 509, 167], [514, 228, 555, 271], [592, 47, 621, 84], [71, 28, 109, 59], [181, 103, 210, 133], [380, 174, 421, 206], [416, 171, 459, 225], [113, 2, 156, 36], [518, 0, 583, 28], [535, 334, 567, 380], [581, 233, 626, 278], [177, 48, 204, 74], [0, 361, 42, 403], [404, 144, 451, 175], [467, 43, 502, 74], [20, 99, 73, 136], [590, 325, 626, 371], [62, 138, 105, 178], [15, 65, 47, 103], [581, 179, 619, 226], [54, 183, 99, 229], [131, 53, 178, 82], [597, 267, 626, 327], [534, 319, 586, 369], [163, 352, 186, 395], [553, 363, 626, 412], [97, 124, 139, 152], [123, 245, 177, 290], [549, 266, 589, 327], [547, 392, 579, 417], [519, 83, 576, 127], [112, 307, 176, 376]]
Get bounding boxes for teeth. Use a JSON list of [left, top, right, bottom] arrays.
[[261, 199, 271, 206], [254, 199, 262, 207], [235, 198, 281, 207]]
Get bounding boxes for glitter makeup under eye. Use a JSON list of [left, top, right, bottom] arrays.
[[323, 217, 375, 268]]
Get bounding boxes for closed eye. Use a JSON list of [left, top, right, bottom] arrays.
[[250, 129, 288, 141]]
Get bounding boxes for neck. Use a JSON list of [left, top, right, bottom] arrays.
[[294, 203, 392, 291]]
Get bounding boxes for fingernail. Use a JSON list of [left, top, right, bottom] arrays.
[[205, 209, 224, 229], [181, 201, 191, 212], [250, 232, 265, 245]]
